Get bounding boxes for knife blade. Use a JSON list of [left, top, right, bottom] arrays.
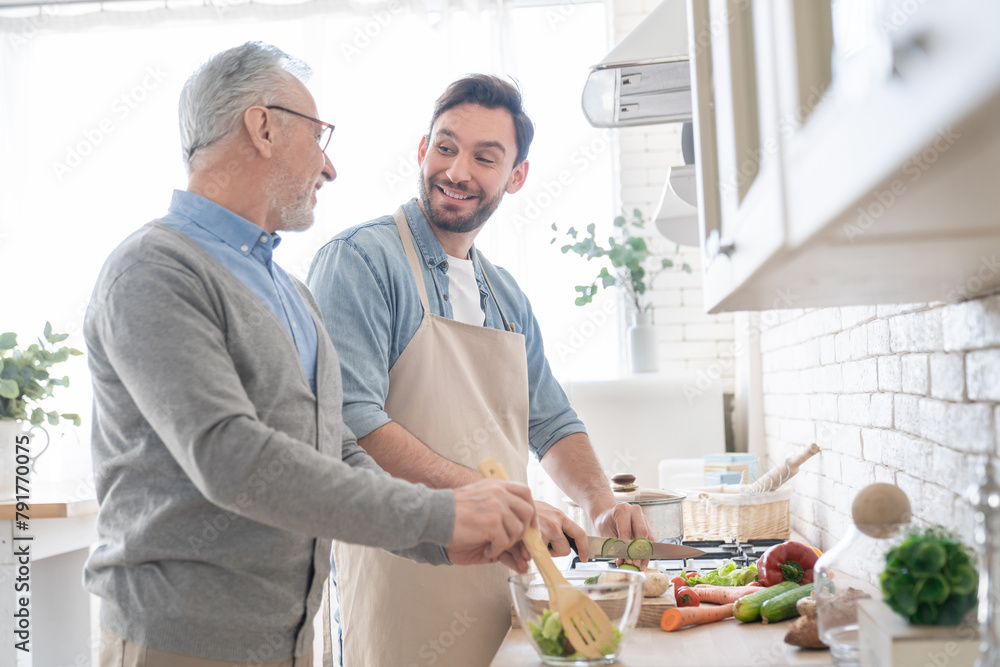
[[564, 534, 706, 560]]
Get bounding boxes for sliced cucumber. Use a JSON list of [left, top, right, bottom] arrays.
[[601, 538, 626, 558], [618, 563, 641, 571], [626, 537, 654, 559]]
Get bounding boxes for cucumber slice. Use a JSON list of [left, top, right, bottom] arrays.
[[618, 563, 641, 571], [601, 538, 626, 558], [626, 537, 654, 559]]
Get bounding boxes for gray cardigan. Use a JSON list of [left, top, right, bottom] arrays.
[[83, 222, 454, 661]]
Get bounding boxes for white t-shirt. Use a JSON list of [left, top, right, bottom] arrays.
[[447, 255, 486, 326]]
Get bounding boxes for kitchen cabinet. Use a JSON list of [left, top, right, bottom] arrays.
[[690, 0, 1000, 313]]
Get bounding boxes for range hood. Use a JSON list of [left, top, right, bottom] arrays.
[[581, 0, 692, 128]]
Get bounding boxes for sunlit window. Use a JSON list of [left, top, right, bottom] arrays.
[[0, 1, 617, 456]]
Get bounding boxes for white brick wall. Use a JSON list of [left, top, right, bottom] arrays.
[[761, 297, 1000, 553]]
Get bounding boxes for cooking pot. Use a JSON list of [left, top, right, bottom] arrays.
[[565, 473, 686, 544]]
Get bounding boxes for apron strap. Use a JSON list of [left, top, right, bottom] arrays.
[[392, 207, 431, 313], [477, 256, 516, 334]]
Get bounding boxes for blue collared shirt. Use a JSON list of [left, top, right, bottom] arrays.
[[161, 190, 318, 392], [306, 198, 585, 459]]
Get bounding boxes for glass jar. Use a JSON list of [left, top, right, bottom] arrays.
[[969, 457, 1000, 667], [815, 483, 912, 666]]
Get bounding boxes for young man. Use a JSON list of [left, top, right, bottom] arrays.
[[307, 75, 651, 666], [84, 46, 536, 667]]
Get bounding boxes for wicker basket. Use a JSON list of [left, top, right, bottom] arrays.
[[679, 484, 792, 543]]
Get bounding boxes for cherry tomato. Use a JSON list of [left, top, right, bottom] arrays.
[[670, 576, 688, 592], [675, 586, 701, 607]]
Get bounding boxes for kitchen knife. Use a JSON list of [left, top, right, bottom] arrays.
[[563, 535, 706, 560]]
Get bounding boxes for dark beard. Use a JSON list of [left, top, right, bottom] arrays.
[[418, 177, 502, 235]]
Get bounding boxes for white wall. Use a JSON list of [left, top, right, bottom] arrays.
[[760, 299, 998, 552]]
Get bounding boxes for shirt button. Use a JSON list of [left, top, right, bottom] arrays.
[[427, 260, 434, 266], [442, 261, 449, 269], [292, 322, 298, 329], [443, 294, 449, 301], [240, 244, 249, 252], [260, 235, 268, 243]]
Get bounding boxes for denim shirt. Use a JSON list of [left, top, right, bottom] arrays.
[[306, 198, 584, 459], [160, 190, 318, 392]]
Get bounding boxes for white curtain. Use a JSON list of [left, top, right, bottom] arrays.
[[0, 0, 619, 465]]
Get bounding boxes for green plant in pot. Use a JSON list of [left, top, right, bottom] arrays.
[[552, 208, 692, 372], [0, 322, 82, 427], [551, 208, 692, 318]]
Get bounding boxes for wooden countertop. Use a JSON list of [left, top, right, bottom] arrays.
[[491, 618, 834, 667], [0, 478, 97, 519]]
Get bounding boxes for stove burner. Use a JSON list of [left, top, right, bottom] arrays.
[[568, 538, 785, 572]]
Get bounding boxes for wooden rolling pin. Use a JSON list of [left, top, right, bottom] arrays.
[[743, 443, 820, 494]]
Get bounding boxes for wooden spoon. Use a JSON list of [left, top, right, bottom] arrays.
[[478, 458, 615, 659]]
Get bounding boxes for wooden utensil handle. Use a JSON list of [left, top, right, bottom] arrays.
[[748, 443, 820, 493], [477, 458, 567, 587]]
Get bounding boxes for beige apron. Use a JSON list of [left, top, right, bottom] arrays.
[[331, 207, 530, 667]]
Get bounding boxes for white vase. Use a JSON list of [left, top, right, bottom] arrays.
[[0, 421, 50, 500], [627, 310, 658, 373]]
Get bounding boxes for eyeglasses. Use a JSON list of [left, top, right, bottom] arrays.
[[265, 105, 335, 152]]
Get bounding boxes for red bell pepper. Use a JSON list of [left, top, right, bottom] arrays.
[[757, 541, 819, 586]]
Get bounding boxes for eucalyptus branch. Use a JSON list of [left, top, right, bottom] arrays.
[[0, 322, 82, 426], [551, 208, 692, 315]]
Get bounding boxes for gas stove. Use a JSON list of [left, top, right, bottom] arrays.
[[568, 539, 784, 574]]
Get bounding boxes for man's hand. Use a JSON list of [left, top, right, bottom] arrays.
[[535, 500, 589, 561], [444, 479, 535, 571], [594, 502, 653, 570]]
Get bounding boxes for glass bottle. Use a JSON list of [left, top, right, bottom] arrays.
[[968, 457, 1000, 667], [815, 483, 912, 666]]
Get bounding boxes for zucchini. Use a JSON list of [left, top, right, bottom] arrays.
[[760, 583, 815, 623], [627, 538, 654, 559], [601, 538, 626, 558], [733, 581, 800, 622]]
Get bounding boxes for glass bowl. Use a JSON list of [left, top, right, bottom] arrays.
[[509, 569, 644, 666]]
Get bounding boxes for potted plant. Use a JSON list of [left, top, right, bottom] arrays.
[[0, 322, 82, 427], [552, 208, 692, 372], [0, 322, 82, 483]]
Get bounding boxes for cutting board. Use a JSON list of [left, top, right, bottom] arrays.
[[511, 591, 677, 629]]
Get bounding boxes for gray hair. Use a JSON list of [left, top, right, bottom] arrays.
[[179, 42, 311, 171]]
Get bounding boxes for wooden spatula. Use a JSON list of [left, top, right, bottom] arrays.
[[478, 458, 615, 659]]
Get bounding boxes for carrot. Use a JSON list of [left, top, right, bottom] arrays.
[[659, 603, 735, 631], [691, 584, 761, 604]]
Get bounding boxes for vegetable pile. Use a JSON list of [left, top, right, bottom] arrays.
[[880, 526, 978, 625], [527, 608, 623, 657], [681, 560, 759, 587]]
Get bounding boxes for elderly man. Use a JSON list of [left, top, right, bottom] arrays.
[[84, 43, 536, 667], [306, 75, 652, 666]]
